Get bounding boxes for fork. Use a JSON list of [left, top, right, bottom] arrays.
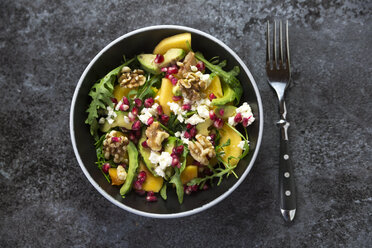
[[266, 20, 296, 222]]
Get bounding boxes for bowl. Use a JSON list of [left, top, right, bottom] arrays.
[[70, 25, 263, 218]]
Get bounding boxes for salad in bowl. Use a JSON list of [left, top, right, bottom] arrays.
[[85, 32, 256, 205]]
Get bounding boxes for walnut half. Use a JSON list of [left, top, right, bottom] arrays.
[[145, 122, 169, 152], [118, 66, 146, 88], [103, 130, 129, 163], [188, 134, 216, 165]]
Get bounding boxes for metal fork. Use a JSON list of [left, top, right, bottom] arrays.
[[266, 20, 296, 222]]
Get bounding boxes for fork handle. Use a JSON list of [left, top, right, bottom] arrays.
[[278, 119, 296, 222]]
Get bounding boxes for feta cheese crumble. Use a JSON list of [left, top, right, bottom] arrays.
[[185, 114, 205, 125], [117, 165, 127, 181], [197, 105, 210, 119], [168, 102, 186, 122], [229, 102, 255, 126], [106, 106, 117, 124], [237, 141, 247, 150], [149, 151, 173, 177], [190, 65, 198, 72]]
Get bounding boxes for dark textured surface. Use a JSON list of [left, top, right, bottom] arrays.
[[1, 0, 371, 247]]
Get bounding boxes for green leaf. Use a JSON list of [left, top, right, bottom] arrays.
[[160, 183, 167, 200], [170, 167, 184, 204]]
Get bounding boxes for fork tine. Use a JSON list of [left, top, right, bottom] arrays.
[[266, 21, 270, 67], [273, 21, 277, 67], [286, 20, 290, 71], [279, 20, 284, 67]]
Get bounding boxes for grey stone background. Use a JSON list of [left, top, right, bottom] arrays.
[[1, 0, 371, 247]]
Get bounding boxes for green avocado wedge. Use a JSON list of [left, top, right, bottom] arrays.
[[120, 141, 139, 196], [212, 82, 236, 106], [138, 48, 186, 74], [138, 130, 157, 176]]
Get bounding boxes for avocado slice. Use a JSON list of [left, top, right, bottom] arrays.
[[137, 48, 186, 74], [196, 118, 213, 136], [120, 141, 139, 196], [211, 81, 236, 106], [138, 130, 157, 176], [100, 111, 133, 132], [215, 105, 237, 119]]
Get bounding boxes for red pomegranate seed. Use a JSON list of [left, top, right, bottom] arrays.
[[119, 104, 129, 111], [135, 130, 141, 137], [135, 189, 146, 196], [171, 77, 178, 85], [111, 98, 118, 104], [102, 163, 110, 174], [175, 145, 184, 154], [161, 67, 168, 72], [196, 61, 205, 71], [202, 184, 209, 190], [131, 106, 139, 116], [160, 114, 169, 124], [147, 191, 154, 196], [172, 156, 180, 168], [156, 105, 163, 115], [191, 185, 198, 191], [134, 98, 142, 107], [171, 153, 178, 159], [186, 123, 193, 129], [189, 127, 197, 137], [144, 98, 154, 108], [182, 104, 191, 111], [242, 116, 251, 127], [128, 112, 136, 122], [209, 110, 216, 120], [147, 116, 154, 125], [133, 180, 142, 190], [154, 54, 164, 64], [219, 108, 225, 117], [209, 93, 216, 100], [129, 132, 136, 141], [213, 118, 224, 129], [165, 73, 174, 80], [234, 112, 242, 123], [167, 65, 178, 74], [141, 140, 149, 148], [172, 95, 182, 101], [184, 131, 191, 139], [132, 120, 141, 130], [146, 195, 158, 202], [111, 137, 121, 143], [138, 171, 147, 183], [122, 96, 130, 105], [209, 134, 216, 141]]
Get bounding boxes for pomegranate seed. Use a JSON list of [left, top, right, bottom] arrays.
[[160, 114, 169, 124], [119, 104, 129, 111], [171, 153, 179, 159], [213, 118, 224, 129], [219, 108, 225, 117], [122, 96, 129, 105], [102, 163, 110, 174], [196, 61, 205, 71], [134, 98, 142, 107], [165, 73, 174, 80], [135, 130, 141, 137], [209, 93, 216, 100], [131, 106, 139, 116], [209, 110, 216, 120], [172, 156, 180, 168], [111, 137, 120, 143], [167, 65, 178, 74], [182, 104, 191, 111], [111, 98, 118, 104], [129, 132, 136, 141], [147, 116, 154, 125], [128, 112, 136, 122], [234, 112, 242, 123], [161, 67, 168, 72], [133, 180, 142, 190], [147, 191, 155, 196], [184, 131, 191, 139], [135, 189, 146, 196], [156, 105, 163, 115], [202, 184, 209, 190], [172, 95, 182, 101], [242, 116, 251, 127], [171, 77, 178, 85], [191, 185, 198, 191], [132, 120, 141, 130], [209, 134, 216, 141], [175, 145, 184, 154], [189, 127, 197, 137], [185, 187, 191, 195], [154, 54, 164, 64], [138, 171, 147, 183], [144, 98, 154, 108], [141, 140, 149, 148], [186, 123, 193, 129], [146, 195, 157, 202]]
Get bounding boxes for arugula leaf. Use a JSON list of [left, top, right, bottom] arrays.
[[136, 74, 162, 100], [85, 57, 135, 140], [160, 183, 167, 200], [195, 52, 242, 104], [94, 134, 111, 183], [170, 167, 184, 204], [187, 165, 237, 187]]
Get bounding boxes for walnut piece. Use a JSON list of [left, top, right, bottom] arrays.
[[145, 122, 169, 152], [178, 72, 207, 102], [103, 130, 129, 163], [177, 51, 197, 77], [188, 134, 216, 165], [118, 66, 146, 88]]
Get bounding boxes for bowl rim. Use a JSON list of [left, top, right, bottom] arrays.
[[70, 25, 263, 218]]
